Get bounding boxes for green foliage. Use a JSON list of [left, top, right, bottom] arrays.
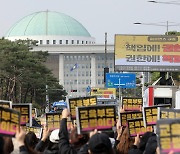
[[151, 72, 160, 83], [166, 31, 180, 36], [0, 38, 67, 109]]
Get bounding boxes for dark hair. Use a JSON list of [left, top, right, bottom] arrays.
[[0, 136, 4, 154], [144, 135, 157, 154], [89, 133, 114, 154], [3, 136, 14, 154], [24, 131, 39, 154], [139, 132, 156, 151]]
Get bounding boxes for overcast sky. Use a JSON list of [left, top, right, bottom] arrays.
[[1, 0, 180, 43]]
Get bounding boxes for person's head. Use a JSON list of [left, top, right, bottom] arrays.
[[88, 133, 113, 154], [3, 136, 14, 154], [24, 131, 39, 149], [54, 106, 57, 111], [49, 129, 59, 143], [139, 132, 156, 151], [116, 127, 134, 154], [47, 129, 59, 150], [144, 135, 157, 154], [22, 131, 39, 154]]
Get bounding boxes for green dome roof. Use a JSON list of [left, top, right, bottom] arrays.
[[6, 11, 91, 37]]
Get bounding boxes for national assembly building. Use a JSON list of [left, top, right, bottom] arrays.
[[5, 10, 114, 97]]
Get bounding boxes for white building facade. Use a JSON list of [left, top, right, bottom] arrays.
[[5, 10, 114, 97]]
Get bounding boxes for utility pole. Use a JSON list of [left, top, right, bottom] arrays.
[[45, 84, 49, 113], [104, 32, 109, 86], [105, 32, 107, 67]]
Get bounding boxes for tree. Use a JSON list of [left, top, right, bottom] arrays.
[[0, 38, 67, 108]]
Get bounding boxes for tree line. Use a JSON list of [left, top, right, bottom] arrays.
[[0, 38, 67, 108]]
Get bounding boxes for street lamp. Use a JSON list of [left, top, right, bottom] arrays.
[[134, 21, 180, 35], [148, 1, 180, 5]]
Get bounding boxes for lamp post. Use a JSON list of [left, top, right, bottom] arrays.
[[148, 1, 180, 5], [134, 21, 180, 35]]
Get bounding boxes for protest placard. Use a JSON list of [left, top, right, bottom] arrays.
[[120, 111, 143, 126], [158, 108, 180, 120], [46, 112, 73, 130], [143, 104, 171, 127], [156, 119, 180, 153], [0, 100, 12, 108], [46, 112, 62, 130], [127, 118, 153, 137], [122, 97, 143, 111], [24, 126, 43, 139], [69, 96, 97, 119], [76, 105, 116, 134], [12, 103, 32, 126], [0, 106, 20, 136]]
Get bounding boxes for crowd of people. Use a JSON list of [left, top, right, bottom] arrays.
[[0, 108, 172, 154]]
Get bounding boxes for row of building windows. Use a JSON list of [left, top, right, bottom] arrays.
[[64, 79, 105, 86], [65, 71, 91, 77], [64, 55, 113, 61], [97, 63, 113, 69], [39, 40, 95, 45], [64, 55, 91, 60], [67, 89, 87, 94], [64, 79, 91, 85], [64, 63, 113, 70], [96, 56, 113, 61], [65, 64, 91, 70], [64, 70, 113, 77]]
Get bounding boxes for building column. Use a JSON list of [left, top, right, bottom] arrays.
[[91, 54, 96, 87], [59, 54, 64, 86]]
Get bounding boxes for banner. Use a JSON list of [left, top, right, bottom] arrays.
[[24, 126, 43, 139], [122, 97, 143, 111], [76, 105, 116, 134], [0, 100, 12, 108], [143, 104, 171, 127], [156, 119, 180, 153], [0, 106, 20, 136], [91, 88, 116, 99], [127, 118, 153, 137], [69, 96, 97, 119], [12, 104, 32, 126], [120, 111, 143, 126], [158, 108, 180, 120], [115, 35, 180, 72]]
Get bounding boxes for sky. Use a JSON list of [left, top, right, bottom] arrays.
[[1, 0, 180, 43]]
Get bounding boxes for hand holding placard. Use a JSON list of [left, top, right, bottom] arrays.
[[15, 127, 26, 147], [41, 126, 50, 142], [62, 108, 70, 119]]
